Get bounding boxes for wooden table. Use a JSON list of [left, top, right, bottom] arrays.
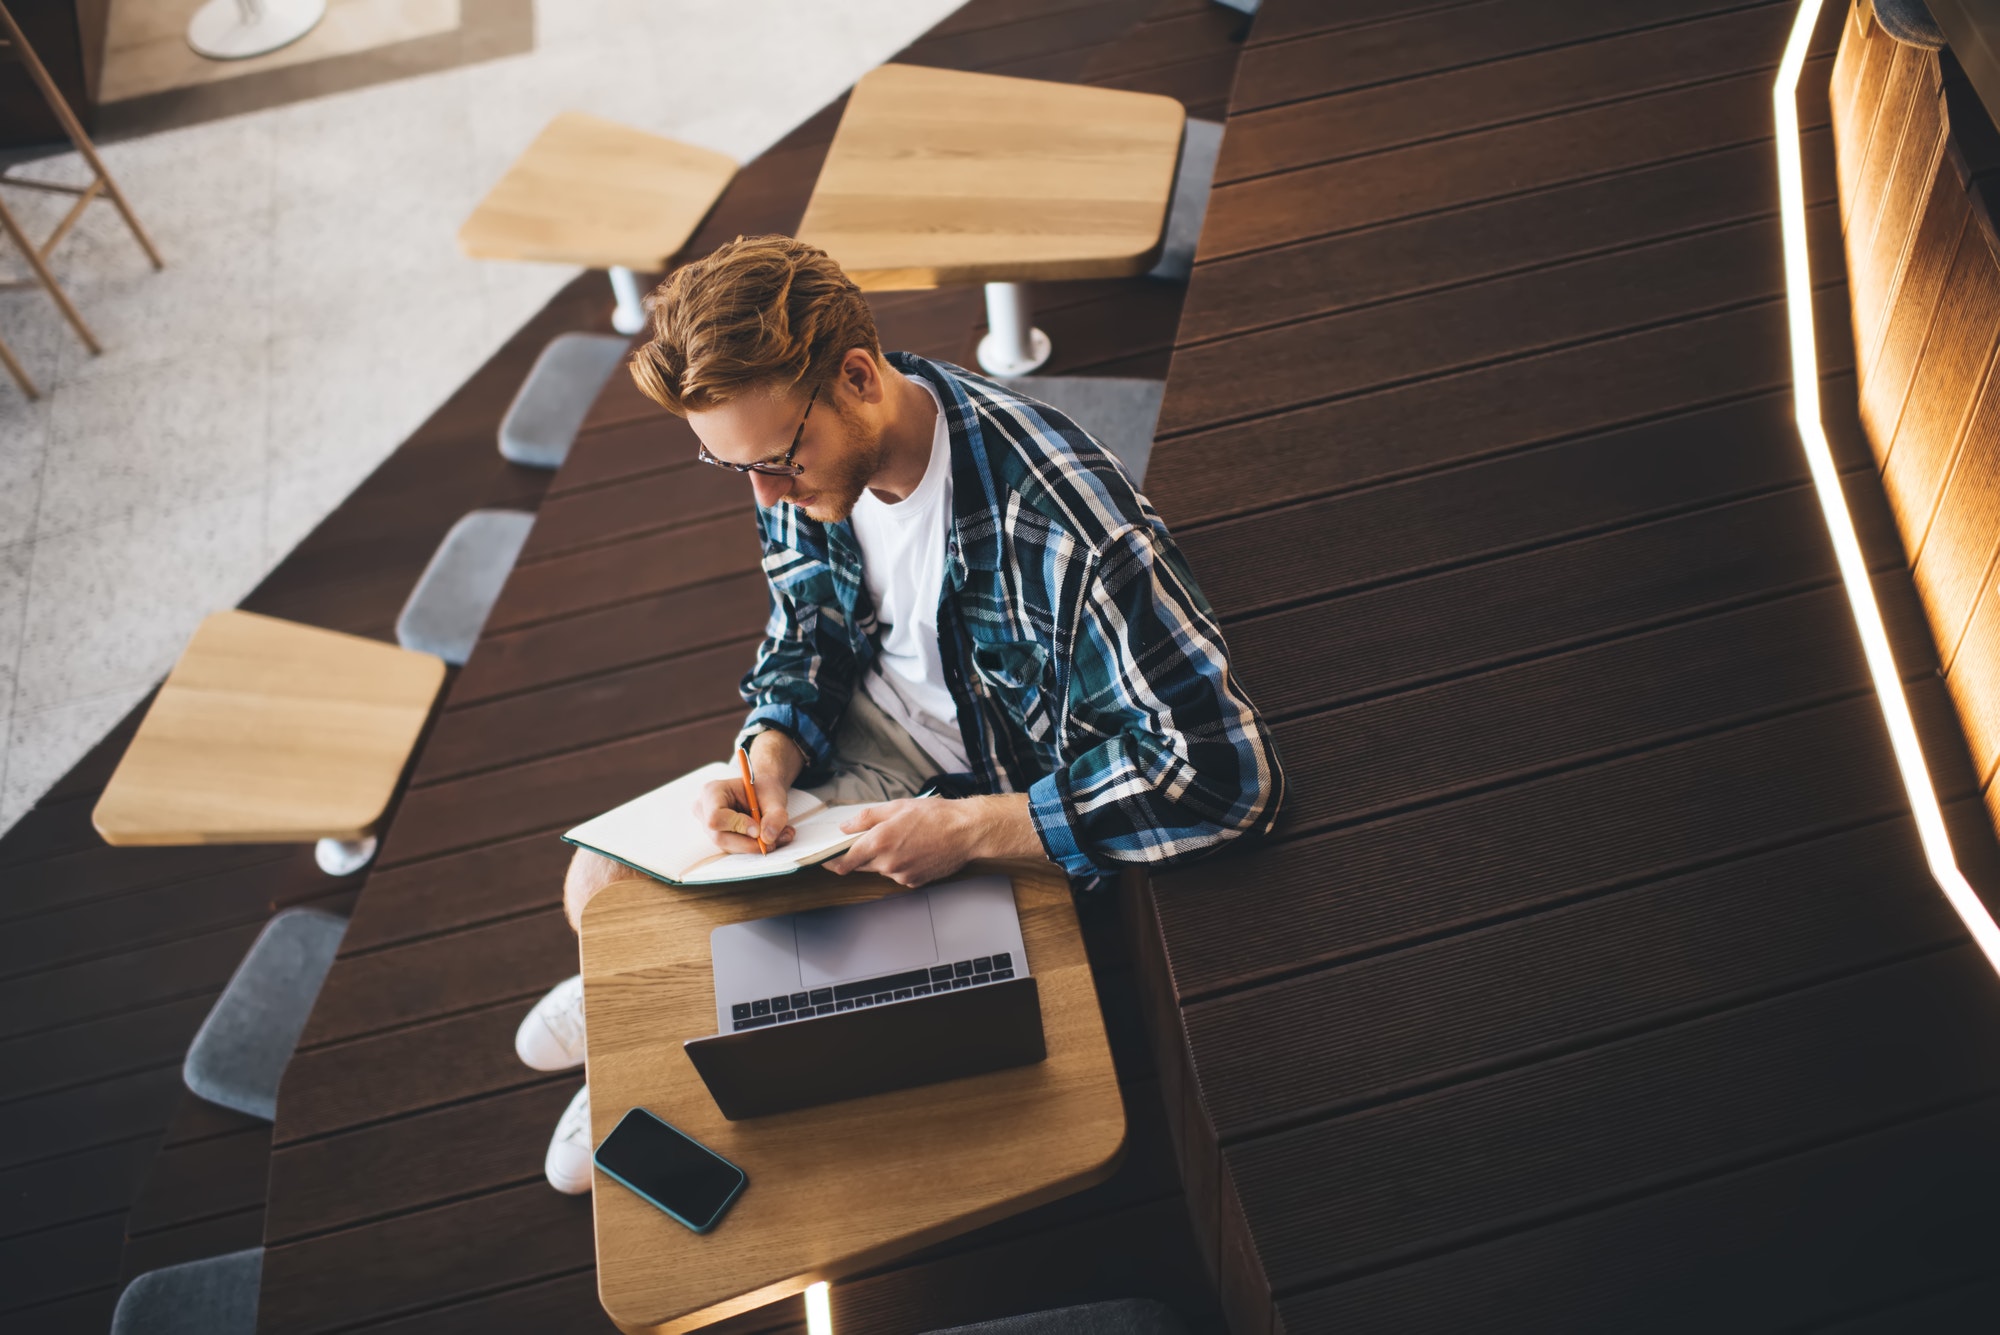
[[797, 62, 1185, 374], [579, 860, 1125, 1334], [459, 110, 737, 335], [92, 609, 445, 874]]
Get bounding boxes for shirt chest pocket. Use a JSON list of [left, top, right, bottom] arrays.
[[969, 638, 1056, 745]]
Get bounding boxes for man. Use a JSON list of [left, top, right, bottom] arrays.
[[515, 235, 1285, 1192]]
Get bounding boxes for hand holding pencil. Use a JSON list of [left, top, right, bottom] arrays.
[[694, 730, 803, 856]]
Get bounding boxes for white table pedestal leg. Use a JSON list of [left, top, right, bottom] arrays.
[[977, 282, 1052, 375], [188, 0, 327, 60], [609, 266, 649, 336], [316, 835, 378, 877]]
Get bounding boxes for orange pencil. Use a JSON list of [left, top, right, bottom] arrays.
[[736, 746, 768, 855]]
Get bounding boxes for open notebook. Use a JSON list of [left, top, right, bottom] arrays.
[[562, 762, 876, 886]]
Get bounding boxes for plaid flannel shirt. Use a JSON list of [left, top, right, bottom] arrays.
[[737, 353, 1284, 877]]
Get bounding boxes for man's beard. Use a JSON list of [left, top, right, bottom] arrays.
[[792, 407, 883, 524]]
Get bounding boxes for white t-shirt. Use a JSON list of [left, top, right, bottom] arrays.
[[849, 379, 970, 773]]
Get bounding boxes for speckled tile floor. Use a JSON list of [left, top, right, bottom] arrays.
[[0, 0, 957, 831]]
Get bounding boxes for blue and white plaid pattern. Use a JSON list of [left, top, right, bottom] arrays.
[[738, 353, 1285, 877]]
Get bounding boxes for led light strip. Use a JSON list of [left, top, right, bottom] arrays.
[[1776, 0, 2000, 973]]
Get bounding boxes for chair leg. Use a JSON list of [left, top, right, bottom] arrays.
[[0, 192, 101, 355], [0, 1, 165, 271], [0, 329, 38, 399]]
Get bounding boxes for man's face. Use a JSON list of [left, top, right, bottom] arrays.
[[688, 381, 884, 524]]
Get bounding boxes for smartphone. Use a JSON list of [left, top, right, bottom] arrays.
[[593, 1107, 748, 1232]]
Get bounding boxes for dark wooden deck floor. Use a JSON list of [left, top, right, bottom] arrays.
[[0, 2, 1243, 1329], [1132, 0, 2000, 1330]]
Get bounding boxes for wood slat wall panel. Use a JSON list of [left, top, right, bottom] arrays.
[[1913, 350, 2000, 660], [1856, 172, 1969, 449], [1842, 43, 1929, 257], [1843, 56, 1943, 355], [1880, 224, 2000, 536]]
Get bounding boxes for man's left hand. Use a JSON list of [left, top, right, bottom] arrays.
[[825, 792, 1043, 886]]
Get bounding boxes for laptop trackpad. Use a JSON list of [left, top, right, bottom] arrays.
[[795, 891, 938, 986]]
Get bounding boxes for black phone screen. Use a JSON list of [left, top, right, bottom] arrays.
[[595, 1108, 746, 1230]]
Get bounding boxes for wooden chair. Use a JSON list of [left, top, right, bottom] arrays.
[[0, 0, 164, 389]]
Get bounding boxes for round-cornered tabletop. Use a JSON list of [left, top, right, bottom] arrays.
[[796, 63, 1187, 291], [91, 609, 445, 846], [579, 859, 1126, 1334]]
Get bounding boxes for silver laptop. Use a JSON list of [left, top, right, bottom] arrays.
[[708, 874, 1029, 1034]]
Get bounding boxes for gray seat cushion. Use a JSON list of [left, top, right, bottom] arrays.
[[500, 332, 631, 468], [183, 910, 346, 1121], [111, 1248, 261, 1335], [396, 509, 536, 665], [1875, 0, 1945, 49], [1148, 119, 1224, 282], [996, 376, 1166, 486], [923, 1299, 1186, 1335]]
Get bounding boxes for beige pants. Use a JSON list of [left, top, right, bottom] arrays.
[[564, 690, 944, 929]]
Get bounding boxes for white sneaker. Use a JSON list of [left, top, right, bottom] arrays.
[[516, 975, 587, 1071], [546, 1083, 595, 1195]]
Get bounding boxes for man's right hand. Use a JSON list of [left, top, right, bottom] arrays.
[[695, 728, 806, 855]]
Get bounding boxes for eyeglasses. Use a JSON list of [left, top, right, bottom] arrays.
[[697, 385, 818, 476]]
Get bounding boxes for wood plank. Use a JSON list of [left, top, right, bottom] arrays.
[[900, 0, 1144, 74], [1216, 2, 1802, 185], [1176, 391, 1865, 625], [1157, 204, 1840, 441], [1198, 55, 1834, 261], [414, 638, 754, 784], [335, 833, 578, 955], [257, 1180, 596, 1335], [1277, 1094, 2000, 1331], [1842, 42, 1931, 269], [1939, 563, 2000, 786], [265, 1081, 576, 1244], [123, 1124, 271, 1235], [0, 994, 215, 1104], [275, 1004, 566, 1146], [300, 909, 573, 1049], [0, 1214, 126, 1316], [1858, 146, 1971, 451], [1833, 0, 1895, 212], [543, 417, 694, 501], [374, 714, 739, 867], [1082, 4, 1246, 82], [1179, 128, 1834, 346], [1914, 342, 2000, 664], [1229, 0, 1776, 116], [0, 1068, 181, 1175], [1151, 689, 1971, 998], [1148, 301, 1859, 529], [1267, 585, 1920, 836], [516, 460, 745, 563], [0, 843, 291, 925], [1185, 808, 1973, 1138], [1844, 52, 1943, 362], [117, 1208, 265, 1288], [1221, 483, 1902, 737], [0, 920, 266, 1046], [482, 513, 761, 635], [1228, 947, 2000, 1293], [1880, 223, 2000, 543], [447, 571, 767, 706], [0, 1136, 156, 1240]]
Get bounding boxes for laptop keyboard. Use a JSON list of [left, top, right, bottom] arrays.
[[729, 953, 1016, 1031]]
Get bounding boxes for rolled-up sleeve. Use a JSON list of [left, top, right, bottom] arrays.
[[735, 506, 859, 787], [1027, 526, 1284, 876]]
